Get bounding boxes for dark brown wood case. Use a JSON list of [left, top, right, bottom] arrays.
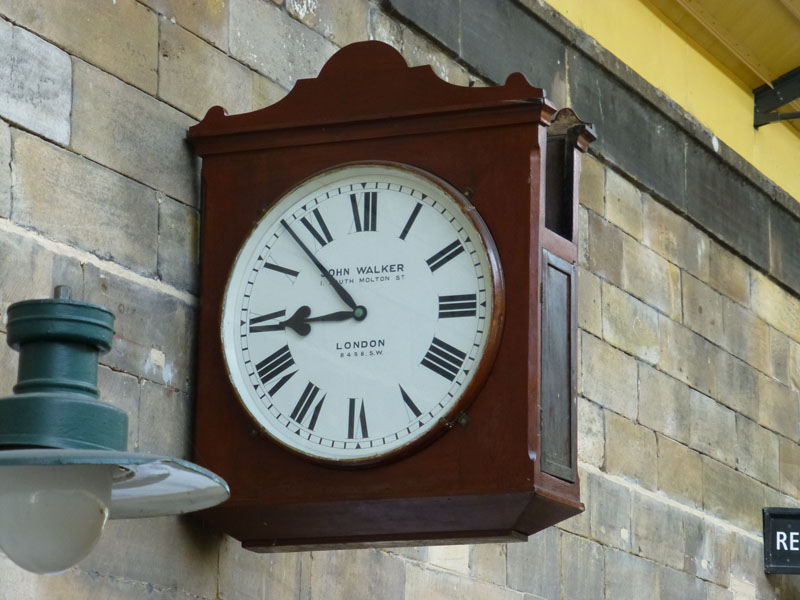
[[188, 41, 594, 551]]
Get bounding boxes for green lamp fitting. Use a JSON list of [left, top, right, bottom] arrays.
[[0, 286, 127, 451]]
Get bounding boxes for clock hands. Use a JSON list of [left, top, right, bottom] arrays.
[[270, 305, 368, 337], [281, 218, 362, 312]]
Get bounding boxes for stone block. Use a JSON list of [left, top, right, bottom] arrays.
[[506, 526, 561, 598], [751, 270, 800, 343], [141, 0, 229, 51], [779, 436, 800, 498], [84, 264, 195, 389], [705, 584, 734, 600], [729, 532, 776, 600], [427, 545, 470, 575], [638, 364, 692, 445], [38, 569, 198, 600], [621, 234, 682, 320], [159, 19, 253, 120], [368, 5, 403, 51], [702, 456, 765, 532], [630, 493, 685, 569], [792, 340, 800, 392], [558, 466, 591, 538], [567, 48, 688, 210], [138, 381, 191, 459], [735, 414, 779, 488], [708, 239, 750, 305], [602, 281, 659, 364], [604, 546, 659, 599], [642, 190, 709, 280], [401, 25, 472, 87], [683, 514, 732, 587], [253, 73, 288, 111], [578, 205, 590, 268], [219, 536, 302, 600], [757, 374, 800, 442], [82, 516, 220, 599], [579, 331, 638, 419], [606, 412, 657, 489], [770, 206, 800, 295], [287, 0, 370, 47], [0, 120, 9, 217], [658, 315, 720, 398], [605, 169, 643, 240], [722, 297, 770, 374], [588, 473, 631, 551], [578, 154, 605, 215], [158, 195, 199, 292], [71, 60, 199, 207], [386, 0, 461, 53], [0, 224, 84, 321], [97, 365, 140, 451], [0, 0, 157, 94], [561, 533, 603, 600], [578, 266, 602, 337], [682, 274, 724, 346], [461, 0, 566, 107], [587, 211, 624, 286], [230, 0, 337, 90], [770, 328, 791, 387], [659, 567, 706, 600], [0, 21, 71, 145], [578, 396, 604, 468], [468, 543, 506, 586], [657, 434, 702, 507], [12, 131, 159, 275], [689, 390, 737, 467], [405, 560, 520, 600], [302, 549, 405, 600], [685, 140, 770, 271], [715, 351, 759, 420]]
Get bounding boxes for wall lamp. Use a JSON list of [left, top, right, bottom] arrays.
[[0, 287, 229, 575]]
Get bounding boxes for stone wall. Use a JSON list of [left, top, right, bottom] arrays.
[[0, 1, 798, 598]]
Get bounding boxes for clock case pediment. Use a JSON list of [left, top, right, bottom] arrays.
[[189, 40, 594, 551]]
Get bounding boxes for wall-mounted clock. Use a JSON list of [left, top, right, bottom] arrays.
[[221, 162, 503, 465], [189, 41, 594, 551]]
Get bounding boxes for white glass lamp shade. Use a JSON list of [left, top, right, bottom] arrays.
[[0, 465, 114, 574]]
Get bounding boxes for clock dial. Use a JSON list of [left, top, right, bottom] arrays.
[[222, 163, 503, 464]]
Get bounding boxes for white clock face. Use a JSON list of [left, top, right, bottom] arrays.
[[222, 164, 502, 464]]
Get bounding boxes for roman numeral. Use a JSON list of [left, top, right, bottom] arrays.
[[263, 261, 299, 279], [290, 383, 325, 430], [256, 345, 296, 395], [421, 337, 467, 381], [351, 191, 377, 232], [347, 398, 369, 439], [399, 202, 422, 240], [249, 309, 286, 333], [300, 208, 333, 247], [399, 385, 421, 418], [426, 240, 464, 272], [438, 294, 478, 318]]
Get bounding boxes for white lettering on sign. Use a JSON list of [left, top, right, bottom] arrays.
[[792, 531, 799, 551], [778, 531, 788, 550]]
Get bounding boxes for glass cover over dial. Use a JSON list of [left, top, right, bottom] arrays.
[[222, 163, 502, 464]]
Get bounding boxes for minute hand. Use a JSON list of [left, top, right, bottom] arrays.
[[281, 218, 357, 310]]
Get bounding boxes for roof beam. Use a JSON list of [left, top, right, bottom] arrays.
[[673, 0, 776, 87]]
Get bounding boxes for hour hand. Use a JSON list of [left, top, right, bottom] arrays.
[[253, 305, 367, 337]]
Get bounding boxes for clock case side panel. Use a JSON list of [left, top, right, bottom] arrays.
[[189, 41, 593, 549], [529, 112, 597, 519]]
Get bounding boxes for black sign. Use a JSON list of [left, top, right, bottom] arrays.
[[764, 508, 800, 573]]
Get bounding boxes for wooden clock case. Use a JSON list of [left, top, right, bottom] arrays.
[[189, 41, 594, 551]]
